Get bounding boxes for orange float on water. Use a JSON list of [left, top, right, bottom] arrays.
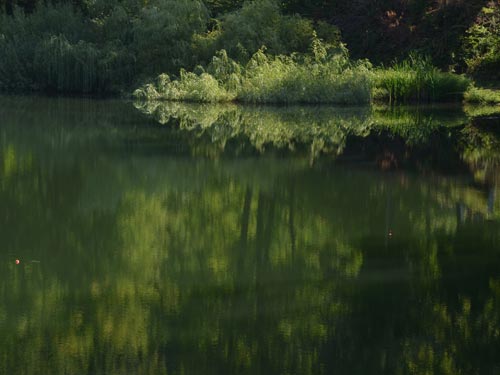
[[15, 259, 20, 265]]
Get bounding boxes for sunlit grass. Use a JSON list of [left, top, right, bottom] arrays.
[[464, 86, 500, 105], [134, 47, 373, 105], [135, 50, 472, 106]]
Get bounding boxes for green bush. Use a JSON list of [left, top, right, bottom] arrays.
[[0, 0, 344, 95], [461, 3, 500, 79], [135, 46, 472, 105], [33, 36, 100, 93], [132, 0, 209, 76], [0, 0, 210, 93], [0, 3, 135, 93], [133, 71, 234, 102], [0, 3, 88, 42], [238, 47, 372, 104], [0, 4, 87, 91], [197, 0, 341, 63], [32, 35, 135, 93], [373, 55, 471, 103]]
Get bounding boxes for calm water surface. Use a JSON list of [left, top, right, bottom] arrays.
[[1, 97, 500, 374]]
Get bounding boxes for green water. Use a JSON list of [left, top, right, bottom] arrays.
[[1, 96, 500, 375]]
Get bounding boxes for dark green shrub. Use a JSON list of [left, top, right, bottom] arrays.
[[0, 2, 135, 93], [0, 4, 87, 91], [33, 36, 100, 93], [33, 36, 135, 93], [215, 0, 332, 61], [132, 0, 209, 76]]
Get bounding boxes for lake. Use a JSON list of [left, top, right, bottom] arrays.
[[1, 96, 500, 374]]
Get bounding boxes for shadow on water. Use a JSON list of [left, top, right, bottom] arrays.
[[1, 96, 500, 374]]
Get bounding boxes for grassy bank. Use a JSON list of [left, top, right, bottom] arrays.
[[372, 55, 471, 104], [133, 47, 472, 105], [133, 45, 374, 105]]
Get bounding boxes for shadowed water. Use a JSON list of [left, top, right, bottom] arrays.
[[1, 96, 500, 374]]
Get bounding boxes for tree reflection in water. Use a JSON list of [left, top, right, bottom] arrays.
[[0, 97, 500, 374]]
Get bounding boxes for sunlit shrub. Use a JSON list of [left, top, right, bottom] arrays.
[[134, 36, 373, 105], [461, 3, 500, 79], [135, 45, 472, 105], [238, 47, 372, 104], [133, 70, 234, 102]]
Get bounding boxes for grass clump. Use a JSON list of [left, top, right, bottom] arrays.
[[373, 55, 471, 104], [464, 86, 500, 105], [133, 70, 234, 103], [238, 46, 372, 104]]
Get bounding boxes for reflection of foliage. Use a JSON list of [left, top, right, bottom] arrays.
[[400, 241, 500, 375], [135, 101, 374, 161], [134, 101, 470, 162], [371, 105, 467, 144], [460, 123, 500, 188], [464, 87, 500, 105], [464, 104, 500, 118], [1, 97, 500, 374]]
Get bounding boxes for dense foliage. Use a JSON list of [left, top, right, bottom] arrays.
[[0, 0, 340, 94], [0, 0, 498, 98], [0, 2, 136, 93], [1, 0, 498, 67]]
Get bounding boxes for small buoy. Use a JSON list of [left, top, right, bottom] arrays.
[[15, 259, 20, 265], [388, 230, 393, 238]]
